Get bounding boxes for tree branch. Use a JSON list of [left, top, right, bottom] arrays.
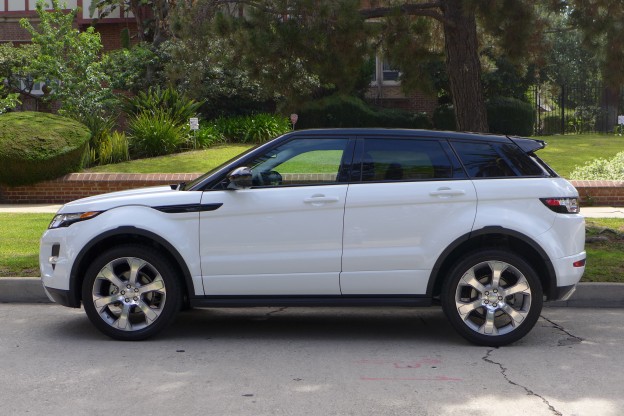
[[360, 2, 451, 26]]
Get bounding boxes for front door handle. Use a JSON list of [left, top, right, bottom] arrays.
[[304, 195, 340, 204], [429, 188, 466, 197]]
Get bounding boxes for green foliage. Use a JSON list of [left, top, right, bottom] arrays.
[[566, 105, 602, 134], [98, 131, 130, 165], [296, 95, 431, 129], [539, 114, 562, 136], [20, 0, 114, 120], [0, 112, 90, 185], [128, 110, 185, 158], [0, 43, 40, 97], [123, 86, 203, 127], [570, 151, 624, 180], [615, 124, 624, 136], [212, 113, 291, 143], [486, 97, 535, 136], [193, 125, 226, 148], [433, 104, 457, 131], [0, 85, 20, 114], [103, 44, 163, 93]]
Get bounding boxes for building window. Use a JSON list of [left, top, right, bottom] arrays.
[[371, 54, 400, 86]]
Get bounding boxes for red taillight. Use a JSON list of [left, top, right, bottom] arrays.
[[540, 198, 580, 214], [573, 259, 586, 268]]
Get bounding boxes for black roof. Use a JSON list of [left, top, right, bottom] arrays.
[[280, 128, 545, 151]]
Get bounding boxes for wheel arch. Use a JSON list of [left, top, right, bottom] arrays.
[[68, 226, 194, 307], [428, 226, 557, 301]]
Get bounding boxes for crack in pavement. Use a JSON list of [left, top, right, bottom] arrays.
[[483, 349, 563, 416], [540, 315, 584, 346]]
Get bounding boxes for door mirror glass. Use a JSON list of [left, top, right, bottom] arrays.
[[227, 167, 253, 190]]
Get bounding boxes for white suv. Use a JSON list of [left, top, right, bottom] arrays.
[[40, 129, 585, 345]]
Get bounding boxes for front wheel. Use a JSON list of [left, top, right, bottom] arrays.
[[441, 250, 543, 346], [82, 245, 181, 341]]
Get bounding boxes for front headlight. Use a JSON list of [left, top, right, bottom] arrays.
[[48, 211, 102, 229]]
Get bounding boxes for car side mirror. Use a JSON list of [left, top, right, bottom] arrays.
[[227, 167, 253, 190]]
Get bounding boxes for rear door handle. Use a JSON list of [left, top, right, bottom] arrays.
[[429, 188, 466, 197]]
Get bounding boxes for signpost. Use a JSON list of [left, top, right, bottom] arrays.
[[190, 117, 200, 148], [290, 113, 298, 130]]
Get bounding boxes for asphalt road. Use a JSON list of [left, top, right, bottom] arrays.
[[1, 304, 622, 416]]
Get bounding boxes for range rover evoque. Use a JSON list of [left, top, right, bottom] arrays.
[[40, 129, 586, 346]]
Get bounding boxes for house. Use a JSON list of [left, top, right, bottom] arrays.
[[0, 0, 137, 50]]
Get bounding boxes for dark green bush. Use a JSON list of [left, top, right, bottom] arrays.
[[128, 110, 185, 157], [296, 95, 432, 129], [0, 112, 90, 186], [487, 97, 535, 136], [540, 114, 562, 135], [433, 104, 457, 131], [123, 86, 203, 127]]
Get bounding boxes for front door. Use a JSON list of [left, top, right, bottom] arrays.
[[199, 137, 352, 296]]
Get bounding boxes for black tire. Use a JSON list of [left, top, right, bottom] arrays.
[[82, 244, 181, 341], [441, 249, 543, 346]]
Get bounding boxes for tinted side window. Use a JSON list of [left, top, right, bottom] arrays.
[[452, 141, 515, 178], [359, 139, 454, 181], [247, 138, 349, 186], [496, 143, 548, 176]]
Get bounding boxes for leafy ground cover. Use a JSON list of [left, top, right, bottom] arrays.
[[2, 213, 621, 283]]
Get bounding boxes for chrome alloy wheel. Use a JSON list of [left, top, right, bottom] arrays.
[[454, 260, 532, 337], [91, 257, 167, 332]]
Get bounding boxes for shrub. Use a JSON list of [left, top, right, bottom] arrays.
[[128, 110, 185, 157], [486, 97, 535, 136], [213, 113, 291, 143], [192, 125, 225, 148], [98, 131, 130, 165], [123, 86, 203, 127], [433, 104, 456, 131], [539, 114, 561, 135], [0, 111, 90, 185], [296, 95, 432, 129], [570, 152, 624, 180]]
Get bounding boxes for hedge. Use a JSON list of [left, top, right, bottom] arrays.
[[0, 112, 91, 186]]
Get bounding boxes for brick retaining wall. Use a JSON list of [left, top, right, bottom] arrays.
[[1, 174, 623, 206]]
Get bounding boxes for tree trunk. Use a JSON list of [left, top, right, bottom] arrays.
[[442, 0, 488, 132], [599, 85, 621, 133]]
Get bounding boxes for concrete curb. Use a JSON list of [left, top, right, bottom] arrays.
[[0, 278, 622, 307]]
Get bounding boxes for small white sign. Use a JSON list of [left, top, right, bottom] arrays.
[[290, 113, 298, 125], [189, 117, 199, 131], [618, 115, 624, 125]]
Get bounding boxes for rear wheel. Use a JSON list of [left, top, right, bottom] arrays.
[[442, 250, 543, 346], [82, 245, 181, 341]]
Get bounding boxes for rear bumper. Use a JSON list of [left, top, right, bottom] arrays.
[[550, 284, 577, 301], [43, 285, 81, 308]]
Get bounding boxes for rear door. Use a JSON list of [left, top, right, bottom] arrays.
[[340, 136, 477, 295]]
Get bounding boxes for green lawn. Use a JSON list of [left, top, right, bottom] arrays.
[[0, 213, 51, 277], [83, 134, 622, 179], [86, 144, 253, 174], [3, 213, 622, 283], [537, 134, 624, 178]]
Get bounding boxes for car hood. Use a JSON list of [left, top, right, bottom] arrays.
[[57, 186, 202, 214]]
